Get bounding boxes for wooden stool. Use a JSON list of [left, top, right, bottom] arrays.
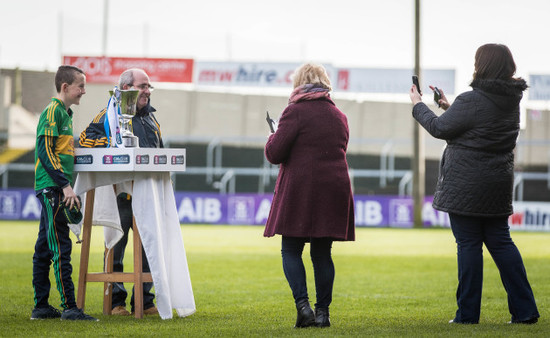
[[76, 188, 153, 319]]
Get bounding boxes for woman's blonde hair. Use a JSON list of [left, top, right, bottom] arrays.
[[292, 63, 332, 91]]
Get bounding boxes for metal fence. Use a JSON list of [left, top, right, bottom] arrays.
[[2, 135, 550, 200]]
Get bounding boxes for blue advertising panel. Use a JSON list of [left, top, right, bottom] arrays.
[[1, 189, 547, 231]]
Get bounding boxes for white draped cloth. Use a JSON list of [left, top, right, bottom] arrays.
[[73, 172, 196, 319]]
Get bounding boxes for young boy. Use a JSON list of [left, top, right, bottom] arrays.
[[31, 65, 97, 321]]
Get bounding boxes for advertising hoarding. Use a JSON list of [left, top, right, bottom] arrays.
[[4, 189, 547, 231], [63, 56, 194, 84], [195, 62, 305, 88], [529, 75, 550, 100], [195, 62, 454, 94], [335, 68, 456, 95]]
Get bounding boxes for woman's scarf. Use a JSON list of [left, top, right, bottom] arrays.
[[288, 83, 332, 104]]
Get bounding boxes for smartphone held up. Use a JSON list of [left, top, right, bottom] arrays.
[[433, 87, 442, 108], [412, 75, 421, 95], [266, 111, 278, 133]]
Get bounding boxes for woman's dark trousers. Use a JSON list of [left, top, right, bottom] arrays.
[[449, 213, 539, 323], [281, 236, 334, 309]]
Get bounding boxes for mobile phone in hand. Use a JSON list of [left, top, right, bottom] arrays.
[[412, 75, 422, 95], [433, 87, 442, 107], [266, 111, 276, 133]]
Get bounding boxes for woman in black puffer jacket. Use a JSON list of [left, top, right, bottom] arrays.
[[409, 44, 539, 325]]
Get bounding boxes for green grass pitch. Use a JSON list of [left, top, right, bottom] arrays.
[[1, 221, 548, 337]]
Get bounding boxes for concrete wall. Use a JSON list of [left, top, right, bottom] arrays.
[[72, 86, 289, 144], [72, 84, 448, 158], [0, 75, 8, 132], [7, 105, 38, 148], [518, 109, 550, 166], [1, 68, 548, 166], [0, 69, 55, 113]]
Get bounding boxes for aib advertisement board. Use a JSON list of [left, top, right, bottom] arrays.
[[2, 189, 549, 231]]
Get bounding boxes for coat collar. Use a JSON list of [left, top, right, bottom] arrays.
[[470, 78, 527, 96]]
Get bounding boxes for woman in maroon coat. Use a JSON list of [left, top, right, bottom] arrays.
[[264, 63, 355, 328]]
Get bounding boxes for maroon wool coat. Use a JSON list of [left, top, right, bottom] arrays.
[[263, 97, 355, 241]]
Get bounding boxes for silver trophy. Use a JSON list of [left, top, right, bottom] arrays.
[[113, 88, 140, 147]]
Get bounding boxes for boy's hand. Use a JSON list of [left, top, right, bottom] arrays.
[[62, 185, 80, 209]]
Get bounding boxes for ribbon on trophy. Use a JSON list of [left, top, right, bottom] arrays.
[[104, 87, 125, 148]]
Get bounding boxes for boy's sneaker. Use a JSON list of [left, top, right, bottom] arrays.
[[61, 307, 99, 321], [30, 305, 62, 320]]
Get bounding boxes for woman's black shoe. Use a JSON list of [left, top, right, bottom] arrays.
[[294, 300, 315, 328], [509, 317, 538, 324], [315, 307, 330, 327]]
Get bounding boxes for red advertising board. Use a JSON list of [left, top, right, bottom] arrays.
[[63, 56, 194, 84]]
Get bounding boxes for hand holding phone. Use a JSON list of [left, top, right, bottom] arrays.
[[266, 111, 277, 133], [429, 85, 449, 109], [433, 87, 442, 107], [412, 75, 422, 95]]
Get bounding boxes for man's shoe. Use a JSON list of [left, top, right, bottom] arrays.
[[315, 307, 331, 327], [111, 306, 130, 316], [30, 305, 61, 320], [61, 307, 99, 321], [143, 306, 159, 315]]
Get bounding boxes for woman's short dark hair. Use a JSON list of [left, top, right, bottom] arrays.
[[55, 65, 85, 93], [473, 43, 516, 81]]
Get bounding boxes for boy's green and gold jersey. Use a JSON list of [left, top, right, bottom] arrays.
[[34, 98, 75, 191]]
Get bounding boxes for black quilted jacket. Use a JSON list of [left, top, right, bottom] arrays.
[[412, 78, 528, 217]]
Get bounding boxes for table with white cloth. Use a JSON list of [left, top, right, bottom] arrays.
[[73, 148, 195, 320]]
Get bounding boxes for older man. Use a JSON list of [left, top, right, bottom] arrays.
[[79, 68, 163, 316]]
